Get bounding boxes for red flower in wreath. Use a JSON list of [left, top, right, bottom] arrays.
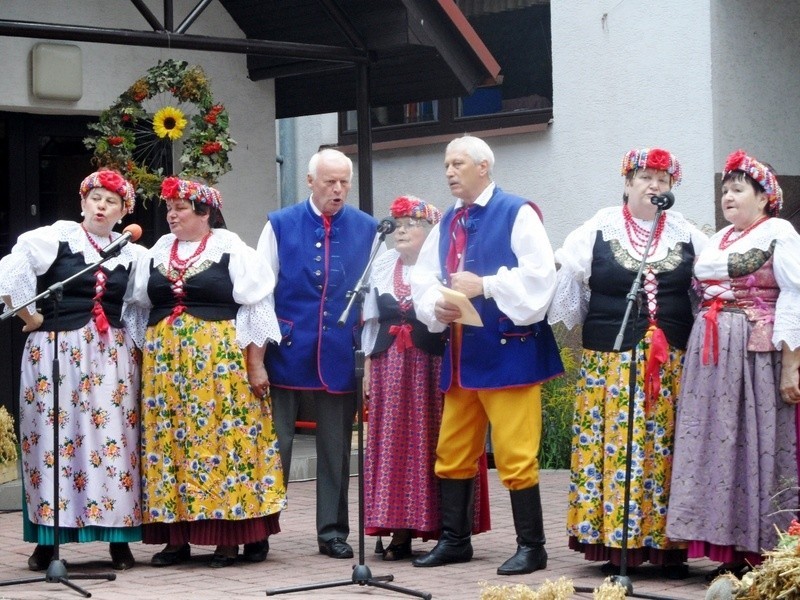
[[390, 196, 417, 218], [646, 148, 671, 171], [203, 104, 225, 124], [201, 141, 223, 155], [107, 136, 124, 147], [161, 176, 182, 200], [724, 149, 747, 173]]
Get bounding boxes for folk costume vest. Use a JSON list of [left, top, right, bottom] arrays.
[[37, 242, 129, 331], [582, 236, 697, 352], [437, 187, 563, 390], [146, 254, 238, 326], [268, 201, 377, 393]]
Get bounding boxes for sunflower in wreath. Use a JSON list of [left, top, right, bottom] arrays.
[[84, 59, 235, 202]]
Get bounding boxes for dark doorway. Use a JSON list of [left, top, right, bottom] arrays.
[[0, 112, 167, 430]]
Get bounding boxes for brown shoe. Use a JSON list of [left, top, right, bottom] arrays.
[[27, 544, 54, 571], [109, 542, 135, 570]]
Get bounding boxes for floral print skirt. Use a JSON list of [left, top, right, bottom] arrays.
[[20, 322, 141, 543], [140, 314, 286, 542], [567, 333, 686, 565]]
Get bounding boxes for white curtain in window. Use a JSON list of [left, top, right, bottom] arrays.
[[456, 0, 547, 17]]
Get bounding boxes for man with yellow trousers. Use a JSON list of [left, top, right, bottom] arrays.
[[410, 135, 563, 575]]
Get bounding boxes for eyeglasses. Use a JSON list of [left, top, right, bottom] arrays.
[[395, 218, 425, 230]]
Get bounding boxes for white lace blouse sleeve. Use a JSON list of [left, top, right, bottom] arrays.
[[409, 225, 447, 333], [361, 250, 397, 356], [0, 224, 61, 316], [121, 243, 149, 349], [772, 221, 800, 350], [229, 236, 281, 348], [548, 218, 597, 330]]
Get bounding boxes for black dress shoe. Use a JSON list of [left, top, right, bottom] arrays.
[[109, 542, 135, 570], [210, 553, 237, 568], [151, 544, 191, 567], [319, 538, 353, 559], [496, 545, 547, 575], [243, 539, 269, 563], [27, 544, 54, 571]]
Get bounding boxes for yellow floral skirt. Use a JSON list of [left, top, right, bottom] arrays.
[[141, 314, 286, 528], [567, 335, 686, 564]]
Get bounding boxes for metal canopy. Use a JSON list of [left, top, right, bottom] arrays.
[[0, 0, 500, 213]]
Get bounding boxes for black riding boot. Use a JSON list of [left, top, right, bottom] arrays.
[[497, 484, 547, 575], [412, 478, 474, 567]]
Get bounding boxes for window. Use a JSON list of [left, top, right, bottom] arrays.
[[338, 2, 552, 145]]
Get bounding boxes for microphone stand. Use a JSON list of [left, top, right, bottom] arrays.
[[573, 199, 678, 600], [0, 243, 131, 598], [267, 228, 431, 599]]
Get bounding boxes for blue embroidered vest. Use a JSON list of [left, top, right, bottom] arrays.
[[268, 201, 377, 392], [436, 188, 563, 390]]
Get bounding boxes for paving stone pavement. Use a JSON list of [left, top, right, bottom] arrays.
[[0, 470, 715, 599]]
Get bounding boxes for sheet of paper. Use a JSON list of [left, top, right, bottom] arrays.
[[437, 286, 483, 327]]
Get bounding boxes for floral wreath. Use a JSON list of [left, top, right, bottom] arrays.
[[84, 59, 235, 202]]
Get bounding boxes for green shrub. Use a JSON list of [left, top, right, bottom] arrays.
[[539, 326, 581, 470]]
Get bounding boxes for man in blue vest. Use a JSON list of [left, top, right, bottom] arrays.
[[255, 148, 379, 559], [409, 135, 563, 575]]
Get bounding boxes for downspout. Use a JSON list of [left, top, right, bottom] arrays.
[[277, 117, 297, 208]]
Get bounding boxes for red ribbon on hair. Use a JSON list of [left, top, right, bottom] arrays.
[[644, 323, 668, 415], [389, 323, 414, 352], [702, 297, 723, 365]]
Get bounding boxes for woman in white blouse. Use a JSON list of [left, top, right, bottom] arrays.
[[132, 177, 286, 569], [0, 170, 144, 571], [549, 148, 708, 578], [666, 150, 800, 579]]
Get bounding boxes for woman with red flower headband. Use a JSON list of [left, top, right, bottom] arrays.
[[361, 195, 491, 561], [0, 169, 145, 571], [666, 151, 800, 579], [549, 147, 708, 578], [131, 177, 286, 568]]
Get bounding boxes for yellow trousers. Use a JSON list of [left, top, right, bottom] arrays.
[[434, 382, 543, 490]]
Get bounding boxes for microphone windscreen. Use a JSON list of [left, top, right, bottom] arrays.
[[123, 223, 143, 242]]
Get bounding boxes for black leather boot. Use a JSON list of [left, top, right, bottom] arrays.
[[497, 484, 547, 575], [412, 478, 474, 567]]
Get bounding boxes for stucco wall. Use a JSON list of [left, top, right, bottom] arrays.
[[710, 0, 800, 175], [287, 1, 727, 249], [0, 0, 278, 246]]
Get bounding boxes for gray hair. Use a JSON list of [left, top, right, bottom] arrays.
[[308, 148, 353, 181], [446, 135, 495, 176]]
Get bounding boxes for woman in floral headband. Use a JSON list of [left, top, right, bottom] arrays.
[[667, 151, 800, 579], [132, 176, 286, 568], [0, 168, 145, 571], [549, 147, 708, 578], [362, 195, 490, 561]]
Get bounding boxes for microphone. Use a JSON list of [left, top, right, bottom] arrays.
[[377, 217, 396, 234], [651, 191, 675, 210], [99, 224, 143, 258]]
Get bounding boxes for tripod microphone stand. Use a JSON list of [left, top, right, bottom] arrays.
[[0, 240, 135, 597], [267, 224, 430, 599], [573, 194, 679, 600]]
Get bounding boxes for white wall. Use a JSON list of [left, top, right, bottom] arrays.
[[711, 0, 800, 177], [286, 1, 725, 249], [0, 0, 278, 246]]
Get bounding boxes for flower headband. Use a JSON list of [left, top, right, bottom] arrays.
[[723, 149, 783, 215], [80, 170, 136, 214], [390, 195, 441, 225], [160, 176, 222, 209], [620, 147, 683, 187]]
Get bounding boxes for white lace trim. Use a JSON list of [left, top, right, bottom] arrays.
[[143, 229, 280, 348]]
